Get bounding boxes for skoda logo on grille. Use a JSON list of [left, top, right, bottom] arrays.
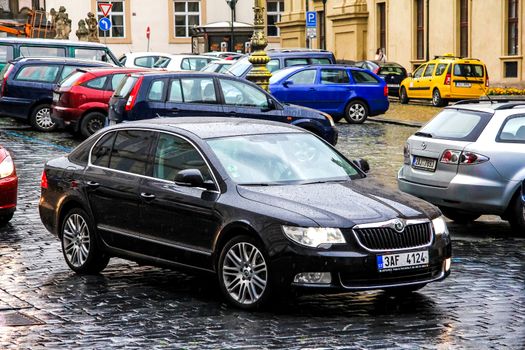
[[393, 219, 405, 233], [421, 142, 427, 150]]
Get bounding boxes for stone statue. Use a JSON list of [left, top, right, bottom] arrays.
[[76, 19, 89, 41], [53, 6, 72, 39], [86, 12, 99, 43]]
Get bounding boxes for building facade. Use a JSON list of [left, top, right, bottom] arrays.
[[279, 0, 524, 86], [44, 0, 284, 57]]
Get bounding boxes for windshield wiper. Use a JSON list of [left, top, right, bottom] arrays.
[[414, 131, 433, 138], [298, 179, 348, 185]]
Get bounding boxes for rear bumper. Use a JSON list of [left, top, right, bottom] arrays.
[[52, 106, 82, 130]]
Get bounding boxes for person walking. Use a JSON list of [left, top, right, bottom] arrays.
[[375, 48, 387, 62]]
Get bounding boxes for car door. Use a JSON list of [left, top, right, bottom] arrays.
[[272, 68, 318, 109], [349, 69, 386, 113], [83, 129, 155, 251], [493, 115, 525, 181], [316, 68, 353, 114], [139, 131, 221, 268], [218, 77, 285, 122], [407, 64, 426, 98], [165, 76, 223, 118], [419, 63, 436, 99]]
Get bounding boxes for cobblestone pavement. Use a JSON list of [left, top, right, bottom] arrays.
[[0, 112, 524, 349]]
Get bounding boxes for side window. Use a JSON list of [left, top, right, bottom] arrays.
[[219, 79, 269, 108], [310, 58, 331, 65], [134, 56, 157, 68], [351, 70, 380, 84], [153, 133, 213, 182], [424, 63, 435, 77], [267, 59, 280, 72], [320, 69, 350, 84], [110, 74, 126, 91], [168, 79, 183, 102], [85, 76, 108, 90], [60, 66, 81, 81], [15, 65, 60, 82], [109, 130, 155, 175], [181, 58, 208, 70], [91, 132, 116, 167], [285, 58, 308, 67], [287, 69, 316, 84], [413, 65, 425, 79], [497, 115, 525, 143], [0, 45, 14, 64], [20, 46, 66, 57], [148, 80, 166, 101], [435, 63, 448, 76], [180, 78, 216, 104], [74, 49, 108, 62]]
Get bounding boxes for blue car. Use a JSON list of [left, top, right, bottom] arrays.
[[269, 65, 390, 124]]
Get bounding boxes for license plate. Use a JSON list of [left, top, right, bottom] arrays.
[[455, 82, 471, 88], [387, 84, 400, 88], [53, 92, 60, 102], [412, 156, 437, 172], [377, 250, 429, 272]]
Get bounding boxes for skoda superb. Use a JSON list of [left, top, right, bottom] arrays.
[[39, 118, 451, 309]]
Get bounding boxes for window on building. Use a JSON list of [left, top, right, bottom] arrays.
[[378, 2, 386, 51], [267, 0, 284, 37], [507, 0, 519, 55], [459, 0, 468, 57], [504, 61, 518, 78], [174, 0, 201, 38], [416, 0, 424, 60], [97, 1, 126, 38]]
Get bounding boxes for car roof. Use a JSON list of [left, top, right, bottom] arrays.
[[129, 70, 232, 78], [77, 67, 148, 75], [106, 117, 304, 139], [448, 100, 525, 113], [12, 57, 114, 66]]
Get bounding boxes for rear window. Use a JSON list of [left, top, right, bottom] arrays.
[[60, 71, 85, 87], [453, 64, 484, 78], [227, 58, 251, 77], [418, 108, 492, 141], [378, 66, 405, 75], [15, 65, 60, 82], [113, 76, 138, 97], [20, 46, 65, 57]]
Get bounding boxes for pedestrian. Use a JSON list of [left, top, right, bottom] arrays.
[[375, 48, 386, 62]]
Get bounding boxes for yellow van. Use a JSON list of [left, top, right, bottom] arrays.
[[399, 54, 488, 107]]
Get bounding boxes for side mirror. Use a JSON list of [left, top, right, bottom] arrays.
[[261, 98, 277, 112], [175, 169, 205, 188], [352, 158, 370, 173], [283, 80, 294, 87], [407, 72, 412, 78]]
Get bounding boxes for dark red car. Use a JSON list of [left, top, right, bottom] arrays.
[[0, 145, 17, 225], [52, 67, 146, 138]]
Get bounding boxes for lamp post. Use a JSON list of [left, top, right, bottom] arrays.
[[246, 0, 272, 91], [226, 0, 238, 52]]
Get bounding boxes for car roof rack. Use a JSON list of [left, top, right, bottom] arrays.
[[453, 99, 525, 109], [453, 99, 484, 105], [494, 102, 525, 110]]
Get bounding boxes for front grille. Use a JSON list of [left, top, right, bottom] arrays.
[[353, 223, 432, 251]]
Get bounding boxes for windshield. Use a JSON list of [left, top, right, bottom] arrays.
[[207, 133, 360, 185], [453, 64, 484, 78], [113, 76, 138, 97], [60, 71, 85, 87], [418, 108, 492, 141], [227, 57, 251, 76]]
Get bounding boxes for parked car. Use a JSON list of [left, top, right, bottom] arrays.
[[0, 58, 113, 131], [118, 52, 172, 68], [227, 48, 336, 79], [269, 65, 389, 124], [39, 117, 452, 309], [399, 54, 489, 107], [201, 60, 234, 74], [52, 67, 147, 138], [152, 54, 219, 71], [0, 37, 120, 70], [354, 60, 408, 97], [108, 71, 338, 145], [0, 145, 17, 226], [398, 100, 525, 232]]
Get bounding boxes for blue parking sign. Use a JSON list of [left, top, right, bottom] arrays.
[[306, 11, 317, 27], [98, 17, 112, 31]]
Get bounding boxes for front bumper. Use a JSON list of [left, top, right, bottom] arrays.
[[0, 175, 17, 212]]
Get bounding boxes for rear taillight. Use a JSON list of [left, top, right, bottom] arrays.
[[384, 85, 388, 96], [440, 149, 488, 165], [0, 154, 15, 179], [125, 77, 143, 111], [485, 70, 489, 87], [444, 73, 451, 85], [403, 143, 410, 165], [41, 170, 48, 189], [373, 68, 380, 74], [0, 64, 14, 97]]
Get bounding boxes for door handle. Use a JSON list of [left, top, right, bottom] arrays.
[[140, 192, 156, 201], [86, 181, 100, 189], [228, 111, 238, 116]]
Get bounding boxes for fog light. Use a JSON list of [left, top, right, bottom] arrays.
[[445, 258, 451, 272], [293, 272, 331, 285]]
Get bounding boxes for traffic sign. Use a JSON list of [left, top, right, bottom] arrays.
[[146, 26, 151, 39], [306, 27, 317, 38], [306, 11, 317, 27], [98, 17, 112, 31], [99, 3, 113, 17]]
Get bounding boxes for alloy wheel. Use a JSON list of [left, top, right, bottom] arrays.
[[35, 107, 55, 130], [87, 118, 104, 134], [348, 103, 366, 122], [222, 242, 267, 305], [62, 214, 91, 268]]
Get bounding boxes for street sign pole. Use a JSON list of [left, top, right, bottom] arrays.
[[146, 26, 151, 52], [98, 3, 113, 45], [305, 11, 317, 42]]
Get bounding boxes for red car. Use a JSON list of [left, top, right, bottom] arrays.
[[52, 67, 146, 138], [0, 145, 17, 225]]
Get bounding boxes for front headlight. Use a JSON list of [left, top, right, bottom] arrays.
[[432, 216, 449, 236], [0, 155, 15, 179], [282, 226, 346, 248]]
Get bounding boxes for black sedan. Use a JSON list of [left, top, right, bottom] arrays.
[[39, 118, 451, 310], [354, 60, 408, 97]]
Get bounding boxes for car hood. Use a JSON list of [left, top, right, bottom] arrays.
[[237, 179, 440, 228], [281, 103, 324, 120]]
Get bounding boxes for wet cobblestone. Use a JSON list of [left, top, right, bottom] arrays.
[[1, 112, 524, 349]]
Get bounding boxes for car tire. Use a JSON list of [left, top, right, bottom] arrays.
[[60, 208, 110, 274], [80, 111, 106, 138], [218, 235, 273, 310], [439, 207, 480, 224], [383, 283, 427, 295], [0, 213, 14, 226], [30, 104, 56, 132], [508, 192, 525, 234], [344, 100, 368, 124], [399, 87, 409, 104], [431, 88, 447, 107]]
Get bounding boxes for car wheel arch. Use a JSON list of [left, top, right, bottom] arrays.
[[345, 98, 370, 113], [29, 99, 52, 118], [212, 222, 264, 270], [79, 108, 107, 127], [56, 198, 92, 238], [504, 181, 525, 214]]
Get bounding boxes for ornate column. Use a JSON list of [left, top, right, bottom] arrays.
[[246, 0, 272, 91]]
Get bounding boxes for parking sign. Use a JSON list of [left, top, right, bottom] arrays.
[[306, 11, 317, 28]]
